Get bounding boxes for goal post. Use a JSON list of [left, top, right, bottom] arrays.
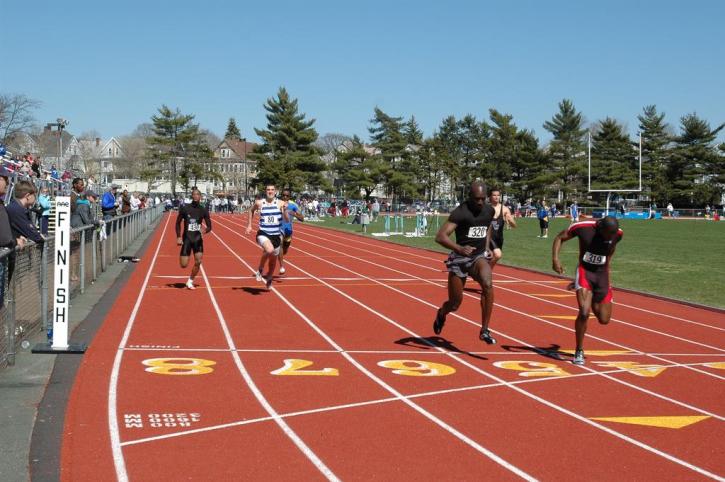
[[587, 131, 643, 215]]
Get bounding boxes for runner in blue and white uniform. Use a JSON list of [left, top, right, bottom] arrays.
[[246, 184, 289, 289], [569, 201, 579, 223], [278, 189, 305, 275]]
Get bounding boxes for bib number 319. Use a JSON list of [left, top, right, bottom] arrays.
[[583, 252, 606, 265]]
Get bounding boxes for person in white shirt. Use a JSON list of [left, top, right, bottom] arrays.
[[130, 193, 141, 211]]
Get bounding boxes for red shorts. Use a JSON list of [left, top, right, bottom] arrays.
[[575, 265, 612, 304]]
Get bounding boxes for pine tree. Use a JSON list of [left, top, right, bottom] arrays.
[[543, 99, 588, 199], [433, 116, 462, 200], [252, 87, 329, 193], [403, 116, 424, 145], [483, 109, 517, 189], [368, 107, 411, 201], [590, 118, 638, 191], [510, 129, 550, 201], [225, 117, 241, 139], [333, 136, 388, 199], [146, 105, 204, 196], [669, 114, 724, 206], [637, 105, 671, 202]]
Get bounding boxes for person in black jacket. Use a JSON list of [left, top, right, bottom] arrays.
[[0, 169, 27, 301], [7, 180, 44, 245], [71, 190, 100, 228]]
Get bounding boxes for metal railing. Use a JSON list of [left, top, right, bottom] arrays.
[[0, 204, 164, 368]]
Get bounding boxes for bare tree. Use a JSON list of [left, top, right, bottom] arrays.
[[0, 93, 41, 147], [118, 135, 148, 178], [200, 128, 221, 149], [316, 132, 351, 158]]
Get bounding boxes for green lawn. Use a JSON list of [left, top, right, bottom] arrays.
[[310, 214, 725, 309]]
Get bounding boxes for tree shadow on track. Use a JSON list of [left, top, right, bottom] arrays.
[[395, 336, 487, 361], [501, 343, 571, 361]]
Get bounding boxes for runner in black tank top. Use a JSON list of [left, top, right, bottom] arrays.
[[175, 188, 212, 290], [488, 187, 516, 269], [432, 181, 497, 344]]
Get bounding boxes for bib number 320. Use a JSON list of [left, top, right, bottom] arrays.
[[467, 226, 487, 238]]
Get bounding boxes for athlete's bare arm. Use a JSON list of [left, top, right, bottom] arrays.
[[435, 221, 473, 256], [278, 200, 290, 223], [175, 206, 185, 245], [552, 229, 575, 274], [503, 206, 517, 228], [203, 208, 212, 234], [246, 200, 260, 234]]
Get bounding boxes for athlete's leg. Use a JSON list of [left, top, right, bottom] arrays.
[[575, 288, 594, 351], [442, 273, 464, 314], [190, 252, 203, 280], [591, 301, 612, 325], [472, 258, 495, 342], [490, 248, 503, 268], [180, 256, 190, 269]]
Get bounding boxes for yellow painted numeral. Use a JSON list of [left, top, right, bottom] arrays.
[[593, 361, 667, 378], [377, 359, 456, 377], [705, 362, 725, 370], [494, 360, 571, 377], [143, 358, 216, 375], [271, 359, 339, 376]]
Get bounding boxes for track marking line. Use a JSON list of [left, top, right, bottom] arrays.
[[210, 229, 537, 481], [289, 225, 725, 382], [298, 223, 725, 331], [200, 265, 340, 481], [120, 360, 717, 448], [285, 225, 725, 407], [108, 213, 171, 482], [215, 219, 724, 480]]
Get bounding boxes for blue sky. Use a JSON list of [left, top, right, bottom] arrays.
[[3, 0, 723, 144]]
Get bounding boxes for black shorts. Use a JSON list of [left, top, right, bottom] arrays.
[[539, 218, 549, 229], [575, 265, 613, 304], [256, 230, 281, 252], [180, 236, 203, 257], [491, 234, 504, 250]]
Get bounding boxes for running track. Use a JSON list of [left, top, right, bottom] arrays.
[[60, 212, 724, 481]]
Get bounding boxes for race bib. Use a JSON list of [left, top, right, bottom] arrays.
[[582, 252, 606, 265], [264, 215, 277, 224], [188, 218, 201, 232], [467, 226, 488, 238]]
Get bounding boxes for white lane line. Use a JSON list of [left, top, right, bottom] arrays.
[[200, 265, 339, 481], [210, 229, 537, 481], [289, 225, 725, 381], [297, 223, 725, 331], [215, 218, 723, 480], [120, 359, 718, 448], [108, 213, 171, 482]]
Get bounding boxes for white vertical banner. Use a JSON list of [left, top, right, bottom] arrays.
[[53, 196, 71, 349]]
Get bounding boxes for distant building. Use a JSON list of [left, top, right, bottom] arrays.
[[212, 137, 257, 195], [76, 137, 125, 184]]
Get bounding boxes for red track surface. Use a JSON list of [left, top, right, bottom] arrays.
[[61, 212, 725, 481]]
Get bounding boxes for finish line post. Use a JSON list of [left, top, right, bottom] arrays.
[[33, 196, 87, 354]]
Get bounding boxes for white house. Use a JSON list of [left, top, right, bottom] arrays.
[[76, 137, 124, 184]]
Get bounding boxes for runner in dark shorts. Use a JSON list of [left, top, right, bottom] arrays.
[[488, 187, 516, 268], [175, 188, 212, 290], [433, 181, 497, 344], [278, 189, 305, 275], [552, 216, 623, 365]]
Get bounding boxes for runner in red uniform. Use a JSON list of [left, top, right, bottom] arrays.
[[552, 216, 623, 365]]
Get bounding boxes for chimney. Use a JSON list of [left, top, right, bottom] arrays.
[[95, 137, 100, 147]]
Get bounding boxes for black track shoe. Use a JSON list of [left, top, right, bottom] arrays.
[[479, 328, 497, 345], [433, 309, 446, 335]]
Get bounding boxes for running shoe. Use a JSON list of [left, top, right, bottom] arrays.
[[255, 270, 263, 282], [265, 275, 273, 290], [479, 328, 497, 345], [185, 279, 195, 290], [279, 266, 286, 275], [573, 349, 585, 365], [433, 309, 446, 335]]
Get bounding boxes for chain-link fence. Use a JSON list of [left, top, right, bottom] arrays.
[[0, 204, 164, 368]]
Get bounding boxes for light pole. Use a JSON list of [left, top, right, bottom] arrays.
[[46, 118, 69, 171]]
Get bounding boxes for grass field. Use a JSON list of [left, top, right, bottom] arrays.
[[310, 214, 725, 309]]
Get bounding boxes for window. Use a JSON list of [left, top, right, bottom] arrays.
[[108, 148, 112, 156]]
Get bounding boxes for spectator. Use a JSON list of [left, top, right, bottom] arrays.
[[71, 190, 100, 228], [705, 204, 711, 220], [31, 157, 41, 178], [38, 187, 52, 235], [537, 200, 549, 238], [7, 180, 44, 244], [101, 185, 119, 221], [20, 157, 32, 176], [50, 165, 59, 180], [70, 177, 85, 214], [649, 202, 657, 220], [130, 192, 141, 211], [569, 201, 579, 222], [0, 167, 26, 251], [121, 190, 131, 214], [372, 198, 380, 221], [667, 202, 674, 218]]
